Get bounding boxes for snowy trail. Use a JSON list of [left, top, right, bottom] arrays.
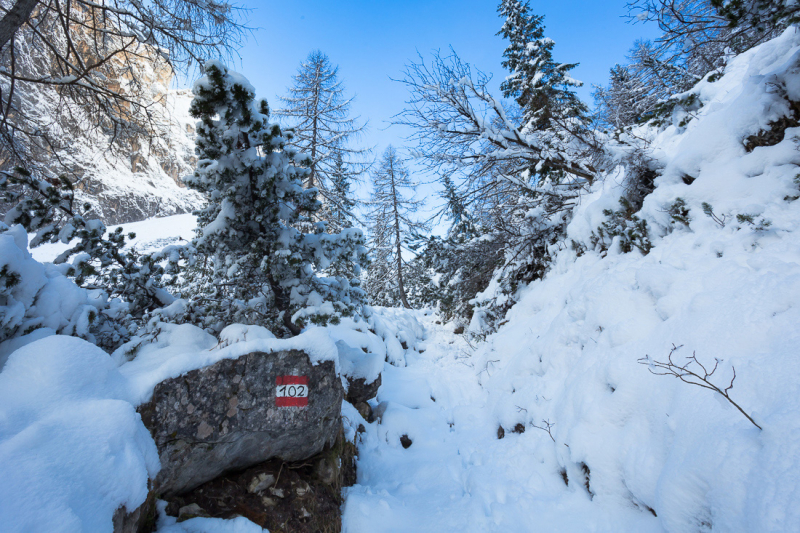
[[343, 310, 660, 533]]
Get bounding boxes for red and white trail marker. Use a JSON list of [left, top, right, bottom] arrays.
[[275, 375, 309, 407]]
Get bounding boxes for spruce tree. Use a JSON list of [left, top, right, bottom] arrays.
[[497, 0, 587, 131], [278, 50, 369, 229], [185, 61, 368, 336], [365, 146, 427, 309]]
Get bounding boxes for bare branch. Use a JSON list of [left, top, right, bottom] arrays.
[[638, 345, 762, 430]]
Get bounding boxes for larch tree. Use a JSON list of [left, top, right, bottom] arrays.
[[0, 0, 245, 182], [183, 61, 368, 337], [366, 146, 427, 309], [277, 50, 369, 229]]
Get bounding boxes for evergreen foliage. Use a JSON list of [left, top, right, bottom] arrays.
[[0, 167, 189, 350], [182, 61, 368, 336], [498, 0, 588, 130], [592, 198, 653, 255]]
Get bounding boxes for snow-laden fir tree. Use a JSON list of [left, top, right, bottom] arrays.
[[497, 0, 587, 131], [278, 50, 369, 229], [365, 146, 427, 309], [184, 61, 368, 336]]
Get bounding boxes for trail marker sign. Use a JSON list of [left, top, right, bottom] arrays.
[[276, 376, 309, 407]]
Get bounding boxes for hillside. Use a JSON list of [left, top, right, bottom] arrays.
[[71, 88, 203, 225], [345, 27, 800, 532], [1, 50, 202, 225]]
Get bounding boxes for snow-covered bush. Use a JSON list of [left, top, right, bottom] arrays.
[[1, 167, 190, 349], [0, 225, 132, 362]]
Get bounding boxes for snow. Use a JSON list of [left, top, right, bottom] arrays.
[[0, 336, 159, 532], [0, 226, 126, 368], [29, 213, 198, 264], [155, 502, 266, 533], [342, 27, 800, 533]]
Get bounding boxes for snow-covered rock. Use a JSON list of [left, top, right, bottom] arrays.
[[139, 346, 343, 496]]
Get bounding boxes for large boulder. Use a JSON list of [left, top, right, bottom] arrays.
[[138, 349, 343, 496]]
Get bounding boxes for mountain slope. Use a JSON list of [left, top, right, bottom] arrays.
[[345, 28, 800, 532]]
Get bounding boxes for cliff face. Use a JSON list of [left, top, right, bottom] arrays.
[[71, 87, 203, 225], [0, 3, 203, 226]]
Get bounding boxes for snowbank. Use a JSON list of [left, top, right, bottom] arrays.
[[466, 26, 800, 532], [0, 336, 159, 532], [0, 226, 128, 368], [344, 29, 800, 532]]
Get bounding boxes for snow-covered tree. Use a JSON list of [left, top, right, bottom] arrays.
[[497, 0, 587, 131], [365, 147, 427, 309], [593, 63, 658, 129], [622, 0, 782, 107], [183, 61, 368, 336], [713, 0, 799, 29], [278, 50, 369, 228], [321, 150, 357, 234], [0, 166, 192, 350], [394, 2, 600, 327]]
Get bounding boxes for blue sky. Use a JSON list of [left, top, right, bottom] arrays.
[[233, 1, 659, 146], [223, 0, 661, 227]]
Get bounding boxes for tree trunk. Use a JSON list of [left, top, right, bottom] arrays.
[[0, 0, 37, 52], [269, 274, 301, 336], [389, 156, 411, 309], [308, 62, 321, 190]]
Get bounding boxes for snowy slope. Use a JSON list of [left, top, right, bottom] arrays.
[[344, 29, 800, 532], [28, 213, 198, 264]]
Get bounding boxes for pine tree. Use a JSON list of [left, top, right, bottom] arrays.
[[713, 0, 798, 30], [365, 146, 427, 309], [497, 0, 587, 131], [278, 50, 369, 229], [184, 61, 368, 336]]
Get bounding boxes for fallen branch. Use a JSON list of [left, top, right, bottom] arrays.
[[639, 344, 761, 430]]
